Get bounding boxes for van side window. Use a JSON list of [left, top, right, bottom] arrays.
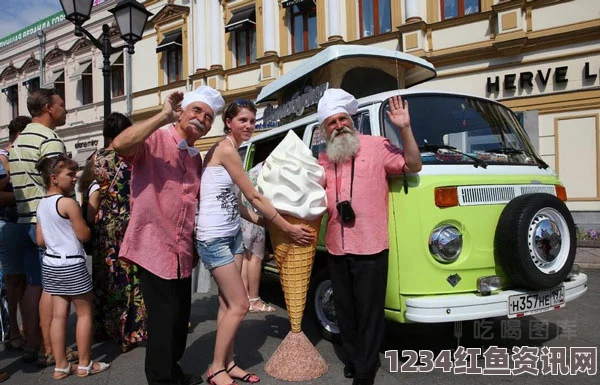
[[352, 111, 371, 135], [311, 111, 371, 158], [238, 147, 248, 162], [253, 126, 305, 166], [311, 125, 327, 158]]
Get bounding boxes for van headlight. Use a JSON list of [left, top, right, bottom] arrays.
[[429, 225, 463, 263]]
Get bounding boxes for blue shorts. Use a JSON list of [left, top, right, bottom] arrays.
[[24, 224, 43, 286], [0, 220, 25, 275], [196, 230, 244, 270]]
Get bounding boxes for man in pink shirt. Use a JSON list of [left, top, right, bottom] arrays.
[[317, 89, 422, 385], [112, 86, 224, 385]]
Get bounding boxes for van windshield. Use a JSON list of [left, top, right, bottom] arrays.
[[381, 94, 540, 166]]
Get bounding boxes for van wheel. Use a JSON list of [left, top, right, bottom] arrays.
[[308, 269, 340, 342], [494, 193, 576, 290]]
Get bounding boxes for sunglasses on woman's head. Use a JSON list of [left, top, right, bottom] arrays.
[[226, 99, 256, 114], [50, 154, 69, 170]]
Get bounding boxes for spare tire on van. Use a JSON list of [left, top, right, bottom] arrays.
[[494, 193, 576, 290]]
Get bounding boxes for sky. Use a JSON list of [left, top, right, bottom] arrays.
[[0, 0, 63, 39]]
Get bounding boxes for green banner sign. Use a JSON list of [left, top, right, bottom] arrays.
[[0, 11, 66, 49]]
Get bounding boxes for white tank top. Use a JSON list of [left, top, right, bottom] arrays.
[[36, 195, 87, 267], [196, 166, 240, 241]]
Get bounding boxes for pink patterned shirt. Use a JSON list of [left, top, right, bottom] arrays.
[[120, 125, 202, 279], [318, 135, 406, 256]]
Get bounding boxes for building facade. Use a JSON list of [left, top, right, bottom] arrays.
[[1, 0, 599, 228]]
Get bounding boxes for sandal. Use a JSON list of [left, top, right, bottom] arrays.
[[37, 348, 79, 367], [206, 368, 237, 385], [77, 360, 110, 377], [54, 363, 76, 380], [248, 297, 276, 313], [120, 342, 138, 353], [226, 363, 260, 383]]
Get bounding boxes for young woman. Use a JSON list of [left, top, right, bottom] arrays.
[[196, 99, 313, 385], [35, 155, 110, 380]]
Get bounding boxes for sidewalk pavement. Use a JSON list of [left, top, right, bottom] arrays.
[[0, 248, 596, 384], [575, 247, 600, 269]]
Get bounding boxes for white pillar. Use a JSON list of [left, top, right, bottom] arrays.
[[210, 0, 222, 68], [327, 0, 342, 40], [405, 0, 422, 22], [263, 0, 276, 55], [195, 0, 207, 70]]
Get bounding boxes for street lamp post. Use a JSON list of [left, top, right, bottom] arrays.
[[60, 0, 152, 119]]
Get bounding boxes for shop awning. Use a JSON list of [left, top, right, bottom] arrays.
[[41, 70, 64, 89], [71, 150, 95, 167], [47, 70, 64, 84], [281, 0, 312, 8], [69, 61, 92, 81], [156, 31, 182, 53], [224, 8, 255, 33], [110, 53, 122, 66]]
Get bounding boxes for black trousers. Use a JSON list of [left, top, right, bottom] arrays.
[[327, 250, 389, 381], [139, 267, 191, 385]]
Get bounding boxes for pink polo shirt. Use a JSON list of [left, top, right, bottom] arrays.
[[318, 134, 406, 256], [120, 125, 202, 279]]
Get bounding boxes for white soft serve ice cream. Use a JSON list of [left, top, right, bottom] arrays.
[[257, 131, 327, 220]]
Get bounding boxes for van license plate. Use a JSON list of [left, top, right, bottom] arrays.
[[507, 286, 565, 318]]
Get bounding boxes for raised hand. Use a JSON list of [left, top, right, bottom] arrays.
[[386, 95, 411, 131], [163, 91, 184, 123]]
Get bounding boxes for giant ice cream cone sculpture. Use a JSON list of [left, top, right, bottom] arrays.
[[268, 215, 321, 333], [257, 131, 328, 381]]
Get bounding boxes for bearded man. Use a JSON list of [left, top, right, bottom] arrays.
[[317, 89, 422, 385]]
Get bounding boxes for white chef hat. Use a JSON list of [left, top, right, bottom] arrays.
[[181, 86, 225, 114], [317, 88, 358, 124]]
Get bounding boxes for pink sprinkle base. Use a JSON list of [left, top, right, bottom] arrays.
[[264, 331, 328, 381]]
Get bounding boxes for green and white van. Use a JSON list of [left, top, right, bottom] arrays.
[[239, 45, 587, 340]]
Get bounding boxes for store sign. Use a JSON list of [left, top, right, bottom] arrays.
[[486, 62, 598, 94], [74, 139, 99, 151], [0, 12, 65, 48], [0, 1, 107, 48], [262, 83, 328, 126]]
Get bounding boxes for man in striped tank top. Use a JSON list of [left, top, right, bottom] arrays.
[[9, 88, 68, 365]]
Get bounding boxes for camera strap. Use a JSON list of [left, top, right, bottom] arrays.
[[335, 157, 355, 249], [334, 157, 355, 204]]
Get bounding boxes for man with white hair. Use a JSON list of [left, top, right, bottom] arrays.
[[112, 86, 225, 385], [317, 88, 422, 385]]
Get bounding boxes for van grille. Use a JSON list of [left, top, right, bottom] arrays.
[[457, 185, 556, 206]]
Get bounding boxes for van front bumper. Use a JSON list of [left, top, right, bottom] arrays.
[[403, 273, 588, 323]]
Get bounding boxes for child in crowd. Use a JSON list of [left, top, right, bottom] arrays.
[[35, 155, 110, 380]]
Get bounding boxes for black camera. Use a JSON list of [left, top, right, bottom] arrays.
[[336, 200, 356, 223]]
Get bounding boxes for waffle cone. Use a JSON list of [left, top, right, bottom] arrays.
[[267, 214, 322, 333]]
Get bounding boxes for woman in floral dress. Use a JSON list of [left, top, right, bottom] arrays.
[[92, 113, 146, 352]]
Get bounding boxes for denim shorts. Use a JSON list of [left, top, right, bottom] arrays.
[[0, 220, 25, 275], [25, 224, 43, 286], [196, 230, 244, 270]]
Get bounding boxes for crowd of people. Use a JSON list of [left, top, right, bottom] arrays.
[[0, 85, 419, 385]]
